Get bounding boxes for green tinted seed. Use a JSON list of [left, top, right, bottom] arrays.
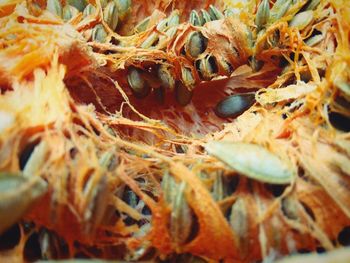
[[208, 5, 224, 20], [103, 1, 119, 31], [47, 0, 63, 18]]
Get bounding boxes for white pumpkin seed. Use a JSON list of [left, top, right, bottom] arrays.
[[205, 141, 293, 184], [289, 11, 313, 30]]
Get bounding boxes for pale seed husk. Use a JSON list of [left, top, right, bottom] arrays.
[[46, 0, 63, 18], [134, 16, 150, 33], [83, 3, 96, 17], [229, 198, 248, 252], [67, 0, 87, 12], [305, 34, 323, 46], [113, 0, 131, 21], [0, 173, 48, 234], [197, 56, 217, 81], [200, 9, 212, 24], [289, 10, 313, 30], [269, 0, 292, 23], [62, 4, 79, 21], [92, 24, 107, 43], [208, 5, 224, 20], [255, 0, 270, 30], [168, 11, 180, 27], [205, 141, 293, 184], [103, 1, 119, 31]]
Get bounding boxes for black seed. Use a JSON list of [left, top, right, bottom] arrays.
[[0, 224, 21, 251], [215, 93, 255, 118], [338, 226, 350, 246], [24, 233, 42, 262], [329, 112, 350, 132]]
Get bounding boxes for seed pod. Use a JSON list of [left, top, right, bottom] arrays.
[[197, 56, 218, 81], [305, 0, 320, 10], [62, 4, 79, 21], [0, 173, 48, 234], [255, 0, 270, 30], [46, 0, 63, 18], [113, 0, 131, 21], [83, 3, 96, 17], [92, 24, 107, 42], [215, 93, 255, 119], [205, 141, 293, 184], [67, 0, 87, 12], [200, 9, 212, 24], [175, 82, 193, 106], [158, 64, 175, 91], [305, 34, 323, 46], [103, 1, 119, 31], [185, 31, 207, 58], [189, 10, 203, 26], [134, 16, 150, 33], [208, 5, 224, 20], [127, 67, 150, 98], [289, 11, 313, 30]]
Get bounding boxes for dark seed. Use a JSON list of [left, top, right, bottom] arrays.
[[338, 226, 350, 246], [200, 9, 212, 24], [215, 93, 255, 118], [329, 112, 350, 132], [196, 56, 218, 81], [186, 31, 207, 58], [175, 82, 193, 106], [127, 67, 150, 98], [154, 87, 165, 104]]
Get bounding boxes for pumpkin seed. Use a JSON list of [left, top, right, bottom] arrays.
[[224, 8, 239, 17], [46, 0, 63, 18], [229, 198, 248, 251], [175, 82, 193, 106], [189, 10, 203, 26], [289, 10, 313, 30], [255, 0, 270, 30], [200, 9, 212, 24], [205, 142, 293, 184], [103, 1, 119, 31], [305, 0, 320, 10], [329, 112, 350, 132], [161, 171, 176, 203], [305, 34, 323, 46], [113, 0, 131, 21], [67, 0, 87, 12], [134, 16, 150, 33], [181, 67, 195, 87], [140, 19, 167, 48], [212, 172, 225, 201], [185, 31, 207, 58], [214, 93, 255, 119], [127, 67, 150, 98], [92, 24, 107, 42], [249, 56, 264, 72], [83, 3, 96, 17], [208, 5, 224, 20], [269, 0, 292, 23], [0, 173, 48, 234], [62, 4, 79, 21], [170, 181, 192, 245], [197, 55, 218, 81], [158, 64, 175, 91]]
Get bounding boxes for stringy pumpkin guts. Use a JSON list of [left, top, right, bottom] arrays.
[[0, 0, 350, 262]]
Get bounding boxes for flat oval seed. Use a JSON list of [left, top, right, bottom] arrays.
[[83, 3, 96, 17], [197, 56, 218, 81], [92, 24, 107, 42], [200, 9, 212, 24], [134, 16, 150, 33], [175, 82, 193, 106], [103, 1, 119, 31], [186, 31, 207, 58], [205, 142, 293, 184], [46, 0, 63, 18], [68, 0, 87, 12], [158, 65, 175, 91], [113, 0, 131, 21], [269, 0, 292, 23], [289, 10, 313, 30], [168, 11, 180, 26], [127, 67, 150, 98], [215, 93, 255, 118], [208, 5, 224, 20]]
